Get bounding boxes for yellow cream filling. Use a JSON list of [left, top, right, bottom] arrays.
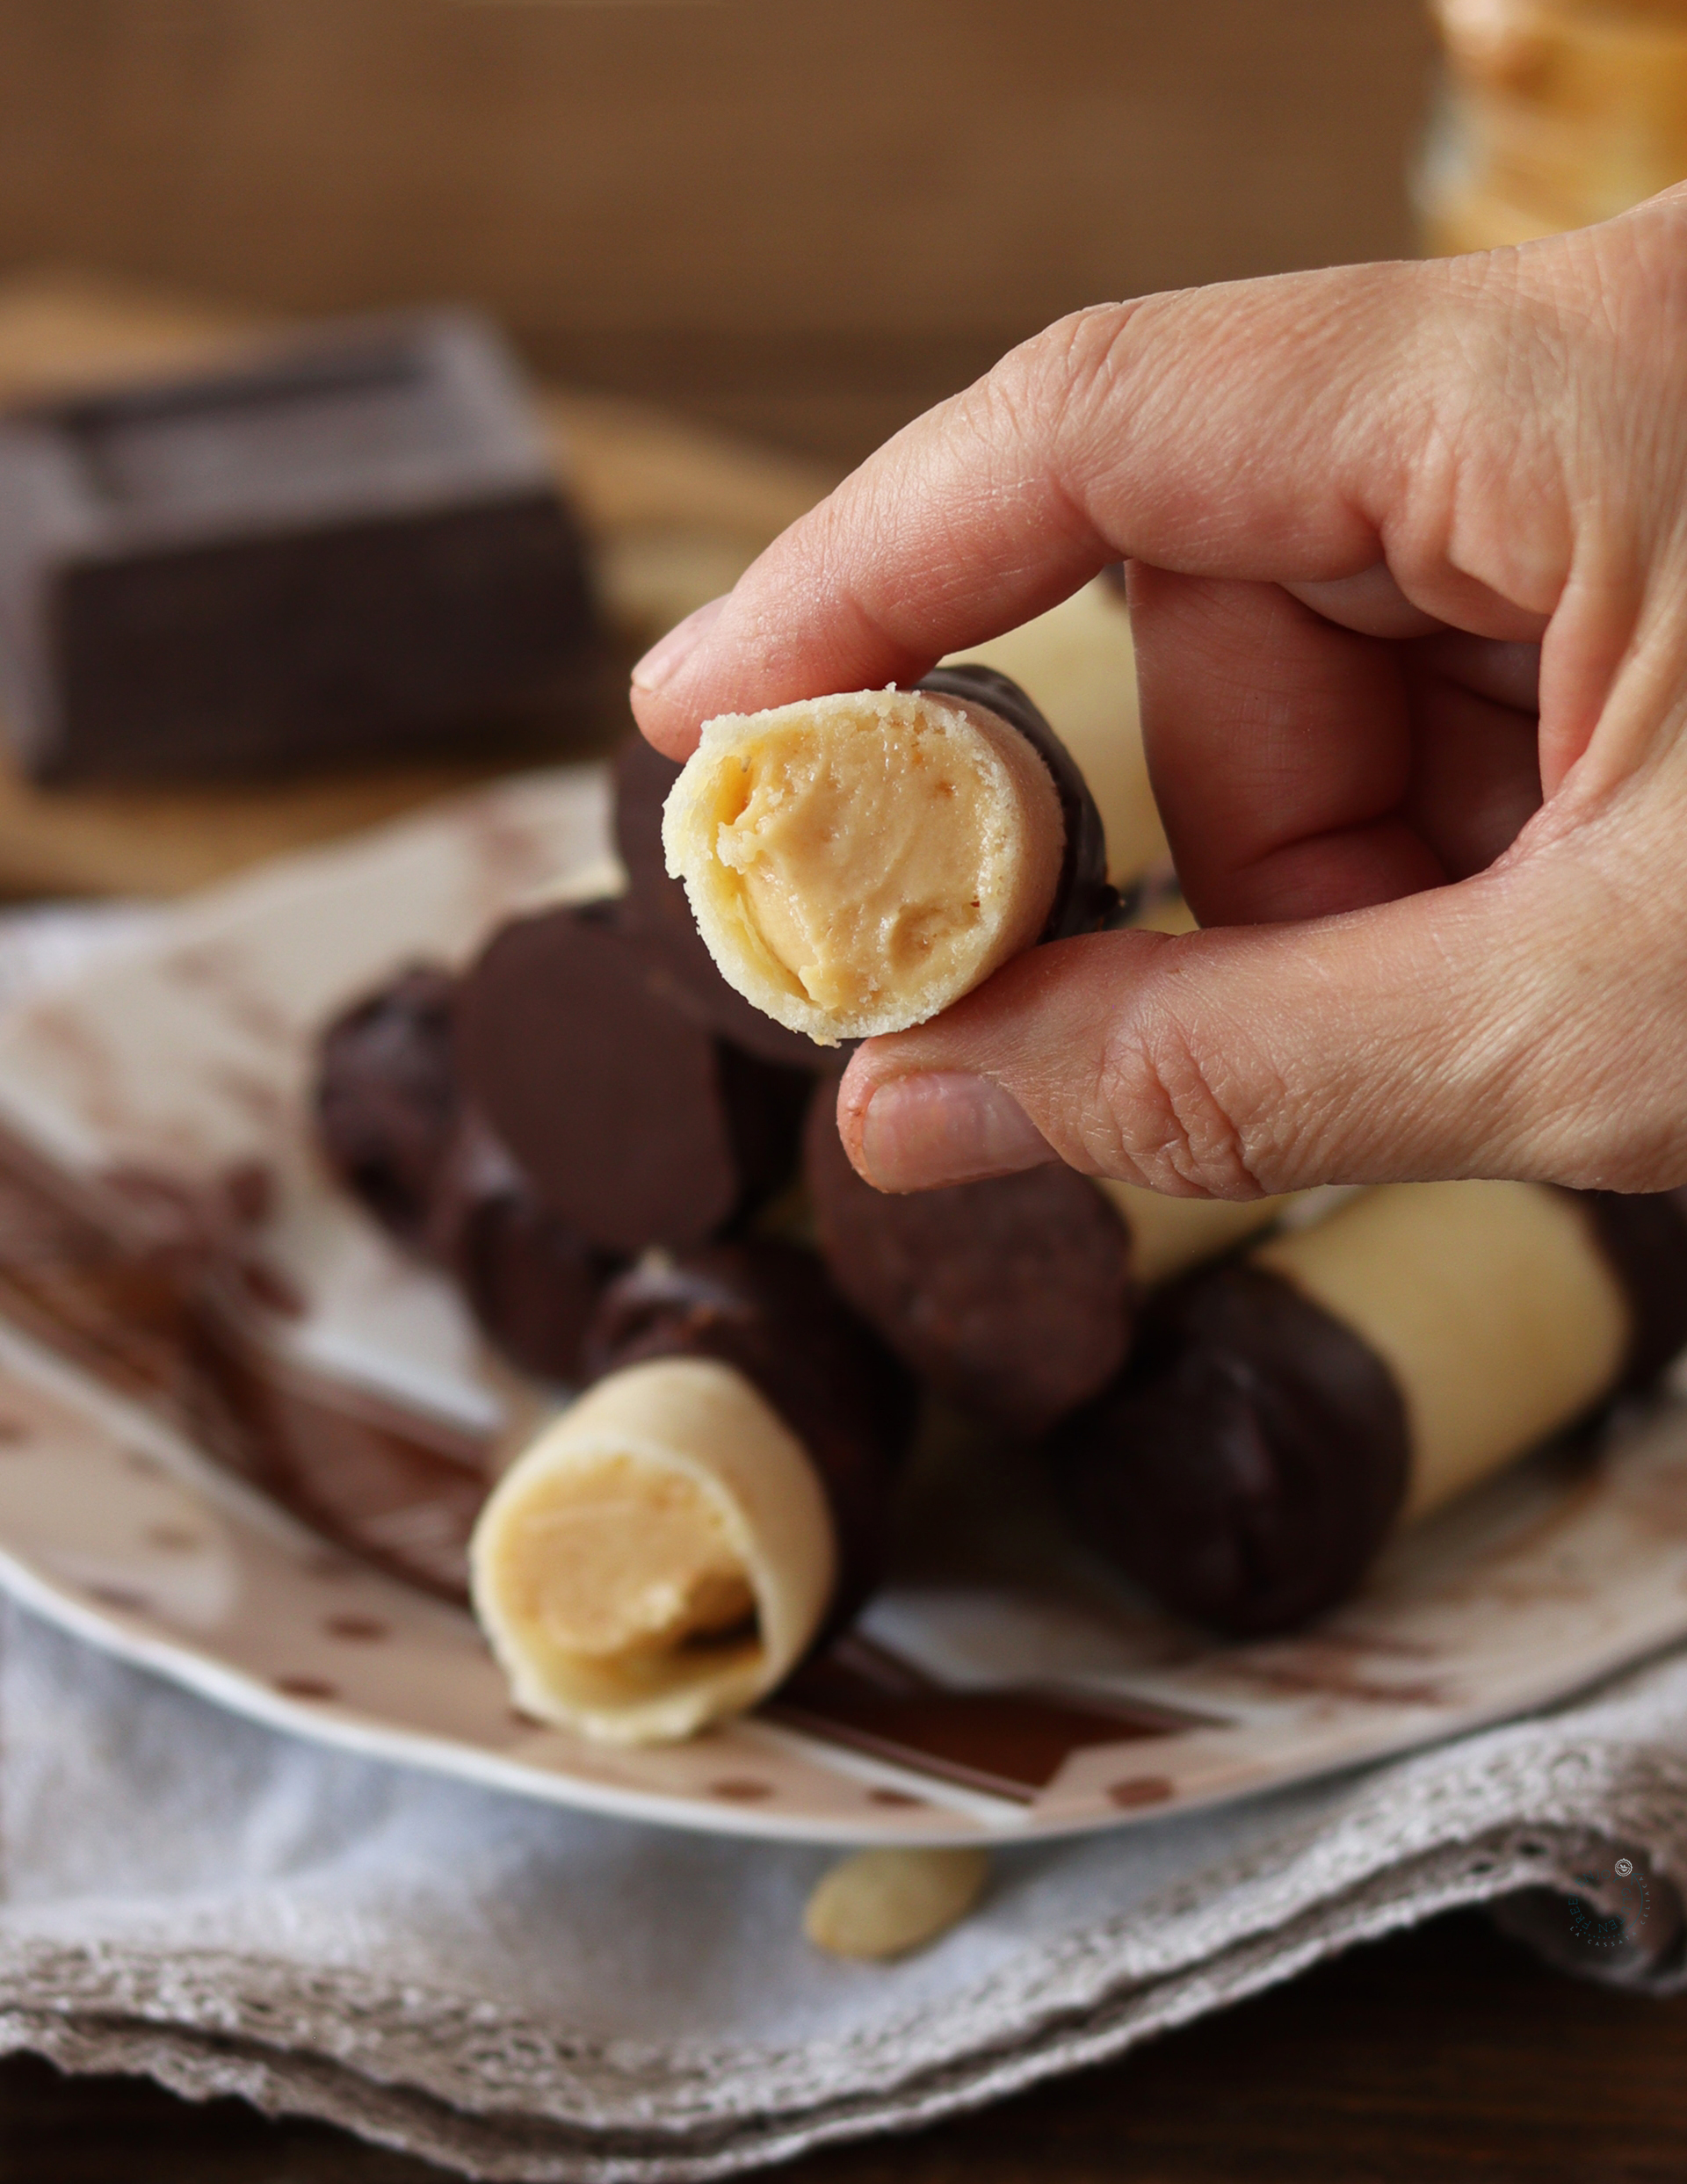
[[710, 712, 997, 1016], [495, 1452, 756, 1663]]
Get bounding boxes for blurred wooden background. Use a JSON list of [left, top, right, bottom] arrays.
[[0, 0, 1437, 465]]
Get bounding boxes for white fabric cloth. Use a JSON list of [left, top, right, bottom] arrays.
[[0, 906, 1683, 2180], [2, 1604, 1685, 2181]]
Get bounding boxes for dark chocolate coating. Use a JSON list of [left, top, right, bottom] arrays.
[[581, 1240, 916, 1612], [425, 1114, 616, 1385], [803, 1090, 1133, 1438], [1051, 1262, 1412, 1638], [915, 663, 1116, 939], [1575, 1188, 1687, 1389], [612, 731, 687, 924], [611, 734, 824, 1071], [314, 964, 615, 1379], [455, 897, 811, 1256], [0, 312, 604, 783], [315, 964, 461, 1247]]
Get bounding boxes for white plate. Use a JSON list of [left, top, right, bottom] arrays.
[[0, 770, 1684, 1846]]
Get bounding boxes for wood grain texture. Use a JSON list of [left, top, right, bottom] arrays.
[[0, 0, 1436, 461], [3, 1913, 1684, 2181], [0, 3, 1438, 884]]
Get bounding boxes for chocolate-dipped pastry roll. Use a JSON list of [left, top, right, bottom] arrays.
[[804, 1090, 1133, 1437], [314, 963, 616, 1381], [916, 665, 1114, 943], [940, 575, 1169, 888], [661, 666, 1113, 1046], [455, 897, 814, 1255], [471, 1240, 915, 1744], [1091, 1177, 1294, 1289], [1054, 1180, 1687, 1638], [315, 965, 460, 1247], [804, 1092, 1293, 1438], [424, 1114, 617, 1385]]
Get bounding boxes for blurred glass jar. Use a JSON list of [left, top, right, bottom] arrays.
[[1421, 0, 1687, 249]]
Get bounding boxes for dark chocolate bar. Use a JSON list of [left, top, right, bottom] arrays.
[[0, 311, 603, 781]]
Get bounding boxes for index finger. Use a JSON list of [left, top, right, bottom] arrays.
[[627, 254, 1531, 759]]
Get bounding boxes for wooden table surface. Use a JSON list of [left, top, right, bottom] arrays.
[[0, 1, 1437, 468], [5, 1909, 1685, 2183]]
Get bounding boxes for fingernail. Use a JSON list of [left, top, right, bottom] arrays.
[[631, 596, 727, 694], [858, 1073, 1056, 1192]]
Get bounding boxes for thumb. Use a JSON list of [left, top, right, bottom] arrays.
[[836, 815, 1686, 1198]]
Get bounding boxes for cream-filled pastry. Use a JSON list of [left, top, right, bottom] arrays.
[[472, 1240, 913, 1743], [805, 1094, 1302, 1440], [472, 1356, 833, 1743], [944, 574, 1167, 886], [662, 667, 1110, 1045]]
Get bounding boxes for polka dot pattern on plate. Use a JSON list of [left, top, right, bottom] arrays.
[[323, 1614, 387, 1642], [1106, 1775, 1175, 1809]]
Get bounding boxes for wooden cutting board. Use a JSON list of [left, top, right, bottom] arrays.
[[0, 271, 841, 899]]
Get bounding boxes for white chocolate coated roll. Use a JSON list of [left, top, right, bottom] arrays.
[[662, 685, 1065, 1045], [471, 1356, 836, 1744]]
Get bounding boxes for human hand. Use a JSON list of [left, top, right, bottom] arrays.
[[631, 188, 1687, 1201]]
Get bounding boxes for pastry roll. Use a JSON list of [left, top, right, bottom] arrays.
[[315, 963, 613, 1381], [661, 666, 1111, 1045], [316, 911, 815, 1378], [1053, 1180, 1687, 1636], [315, 964, 461, 1249], [455, 898, 812, 1256], [612, 731, 824, 1071], [942, 573, 1169, 886], [471, 1240, 913, 1743]]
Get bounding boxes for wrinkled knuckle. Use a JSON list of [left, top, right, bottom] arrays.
[[984, 304, 1147, 445], [1037, 303, 1148, 418], [1093, 1006, 1286, 1198]]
